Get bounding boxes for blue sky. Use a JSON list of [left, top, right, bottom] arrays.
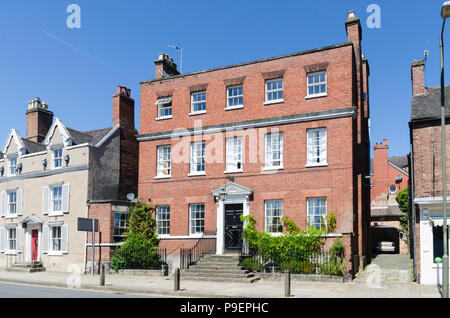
[[0, 0, 447, 157]]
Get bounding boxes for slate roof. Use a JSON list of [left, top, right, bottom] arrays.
[[411, 84, 450, 121], [21, 138, 46, 154], [389, 156, 408, 169], [67, 127, 113, 146]]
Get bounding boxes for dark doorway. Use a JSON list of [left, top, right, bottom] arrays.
[[224, 204, 243, 252]]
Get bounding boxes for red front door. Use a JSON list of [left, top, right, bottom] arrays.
[[31, 230, 38, 261]]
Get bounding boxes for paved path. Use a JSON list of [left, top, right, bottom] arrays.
[[354, 254, 413, 285], [0, 267, 440, 298]]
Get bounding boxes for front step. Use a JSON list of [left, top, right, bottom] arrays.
[[7, 262, 46, 273], [181, 254, 260, 283]]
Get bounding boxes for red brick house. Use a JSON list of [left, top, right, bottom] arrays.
[[370, 139, 409, 254], [410, 58, 450, 284], [137, 11, 371, 275]]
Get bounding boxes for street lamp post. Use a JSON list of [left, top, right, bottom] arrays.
[[440, 0, 450, 298]]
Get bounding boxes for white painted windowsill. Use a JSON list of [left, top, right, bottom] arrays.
[[305, 93, 328, 100], [156, 116, 173, 121], [224, 169, 243, 174], [188, 171, 206, 177], [189, 110, 207, 116], [263, 99, 284, 106], [225, 105, 244, 111], [154, 175, 172, 180], [262, 166, 284, 172], [305, 162, 328, 168]]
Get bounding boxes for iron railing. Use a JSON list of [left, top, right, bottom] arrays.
[[180, 232, 216, 270], [239, 248, 345, 276]]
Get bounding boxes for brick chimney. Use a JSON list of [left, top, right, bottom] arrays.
[[372, 139, 389, 200], [113, 86, 135, 129], [26, 98, 54, 143], [154, 53, 180, 79], [411, 59, 425, 96]]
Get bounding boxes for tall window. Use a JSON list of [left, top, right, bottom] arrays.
[[191, 91, 206, 113], [265, 78, 283, 103], [52, 186, 63, 213], [265, 200, 283, 233], [8, 157, 17, 176], [7, 191, 17, 216], [156, 206, 170, 236], [307, 71, 327, 97], [227, 85, 243, 108], [157, 145, 171, 177], [307, 198, 327, 230], [190, 204, 205, 235], [7, 228, 16, 251], [53, 148, 63, 169], [113, 212, 129, 243], [226, 137, 243, 172], [307, 128, 327, 165], [190, 141, 206, 174], [51, 226, 62, 252], [156, 97, 172, 119], [265, 132, 283, 168]]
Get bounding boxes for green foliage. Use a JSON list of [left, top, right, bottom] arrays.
[[396, 187, 410, 248], [240, 258, 264, 272], [110, 202, 161, 271], [319, 256, 345, 276], [330, 238, 345, 256], [326, 212, 337, 233]]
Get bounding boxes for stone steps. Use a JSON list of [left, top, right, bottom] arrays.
[[7, 262, 46, 273], [182, 254, 260, 284]]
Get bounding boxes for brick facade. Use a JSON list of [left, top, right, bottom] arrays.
[[138, 12, 371, 275]]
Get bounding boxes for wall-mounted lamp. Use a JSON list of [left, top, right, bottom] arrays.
[[42, 159, 47, 170], [17, 163, 23, 174], [64, 155, 70, 167], [0, 166, 4, 177], [428, 217, 434, 228]]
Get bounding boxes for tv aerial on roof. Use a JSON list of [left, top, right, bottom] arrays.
[[168, 44, 183, 74]]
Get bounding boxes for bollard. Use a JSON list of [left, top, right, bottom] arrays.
[[100, 264, 105, 286], [174, 268, 180, 291], [284, 269, 291, 297]]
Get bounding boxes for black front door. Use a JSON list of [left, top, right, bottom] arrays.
[[225, 204, 244, 251]]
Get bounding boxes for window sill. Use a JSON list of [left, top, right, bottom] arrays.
[[48, 212, 64, 217], [5, 214, 18, 219], [224, 170, 244, 174], [262, 166, 284, 172], [225, 105, 244, 111], [305, 162, 328, 168], [5, 251, 18, 255], [264, 99, 284, 106], [48, 251, 64, 256], [157, 234, 171, 239], [156, 116, 173, 121], [188, 172, 206, 177], [305, 93, 328, 100], [189, 110, 207, 116], [154, 175, 172, 180]]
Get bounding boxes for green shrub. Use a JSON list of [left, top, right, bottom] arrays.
[[319, 256, 345, 276], [240, 258, 264, 272], [330, 238, 345, 257]]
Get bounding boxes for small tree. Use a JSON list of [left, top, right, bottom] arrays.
[[396, 187, 410, 248], [110, 201, 161, 271]]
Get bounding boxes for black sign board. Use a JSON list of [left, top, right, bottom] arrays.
[[77, 218, 99, 232]]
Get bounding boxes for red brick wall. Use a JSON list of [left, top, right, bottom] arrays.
[[87, 202, 115, 262]]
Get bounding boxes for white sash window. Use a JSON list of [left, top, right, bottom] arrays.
[[307, 128, 327, 166]]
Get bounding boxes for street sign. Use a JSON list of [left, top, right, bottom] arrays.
[[77, 218, 98, 232]]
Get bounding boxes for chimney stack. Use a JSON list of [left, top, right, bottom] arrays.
[[26, 97, 54, 143], [113, 86, 135, 129], [154, 53, 180, 79], [411, 59, 425, 96]]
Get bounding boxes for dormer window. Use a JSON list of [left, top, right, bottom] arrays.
[[8, 157, 17, 176], [53, 148, 63, 169]]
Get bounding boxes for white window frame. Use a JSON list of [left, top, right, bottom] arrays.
[[265, 200, 283, 234], [189, 204, 205, 236], [190, 91, 206, 115], [51, 185, 63, 214], [264, 132, 283, 170], [156, 205, 170, 237], [307, 198, 327, 230], [306, 71, 327, 98], [189, 141, 206, 176], [49, 225, 62, 253], [8, 157, 17, 176], [52, 148, 63, 169], [225, 137, 243, 173], [265, 78, 284, 104], [6, 227, 17, 254], [7, 190, 17, 217], [156, 145, 172, 178], [226, 85, 244, 109], [306, 128, 327, 167], [156, 97, 173, 120], [113, 212, 129, 243]]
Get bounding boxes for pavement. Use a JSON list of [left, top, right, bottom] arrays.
[[0, 263, 441, 298]]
